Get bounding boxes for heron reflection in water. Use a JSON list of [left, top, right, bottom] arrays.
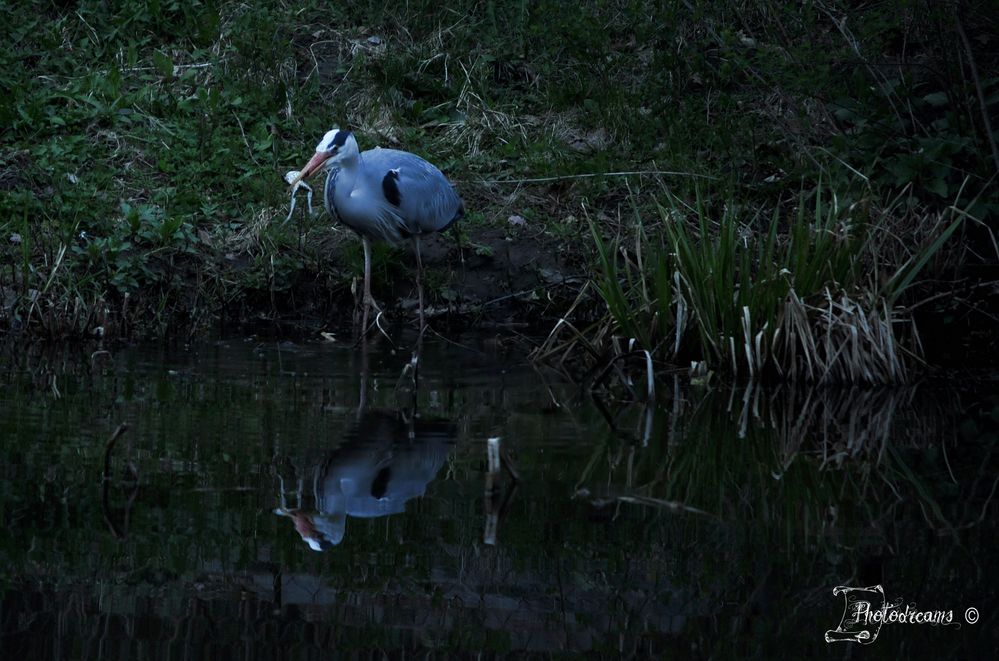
[[276, 411, 455, 550]]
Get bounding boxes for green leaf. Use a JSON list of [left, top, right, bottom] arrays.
[[153, 51, 173, 79], [885, 215, 963, 303], [926, 178, 948, 198], [922, 91, 948, 107]]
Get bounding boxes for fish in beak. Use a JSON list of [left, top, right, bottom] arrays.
[[288, 151, 330, 188]]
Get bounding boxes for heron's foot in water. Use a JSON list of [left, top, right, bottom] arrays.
[[362, 293, 383, 314], [356, 295, 393, 345], [271, 455, 305, 511], [271, 454, 296, 480]]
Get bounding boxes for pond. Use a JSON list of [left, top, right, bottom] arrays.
[[1, 333, 996, 657]]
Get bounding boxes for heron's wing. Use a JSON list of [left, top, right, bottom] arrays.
[[360, 149, 463, 235]]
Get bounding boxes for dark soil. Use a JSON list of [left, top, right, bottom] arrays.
[[219, 223, 590, 338]]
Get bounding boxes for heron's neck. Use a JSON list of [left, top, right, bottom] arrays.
[[328, 152, 371, 223], [335, 152, 362, 190]]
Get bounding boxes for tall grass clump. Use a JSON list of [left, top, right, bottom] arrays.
[[554, 183, 963, 385]]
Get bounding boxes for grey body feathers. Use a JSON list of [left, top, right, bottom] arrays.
[[324, 148, 462, 244]]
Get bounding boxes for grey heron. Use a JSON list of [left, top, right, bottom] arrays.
[[288, 128, 464, 336], [275, 410, 455, 550]]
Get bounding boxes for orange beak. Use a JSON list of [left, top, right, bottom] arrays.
[[290, 511, 318, 539], [288, 151, 330, 188]]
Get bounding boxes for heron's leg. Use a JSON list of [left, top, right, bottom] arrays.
[[452, 224, 465, 267], [396, 236, 425, 396], [451, 225, 465, 311], [414, 235, 426, 390], [354, 237, 390, 345], [414, 235, 426, 335], [357, 332, 369, 419], [361, 236, 372, 334]]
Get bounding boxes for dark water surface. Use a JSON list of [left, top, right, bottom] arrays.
[[1, 335, 996, 658]]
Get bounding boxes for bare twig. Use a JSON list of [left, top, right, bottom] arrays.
[[101, 423, 137, 540], [500, 448, 521, 482], [954, 13, 999, 177], [121, 62, 214, 73], [233, 112, 261, 167], [102, 423, 130, 479], [470, 170, 719, 186]]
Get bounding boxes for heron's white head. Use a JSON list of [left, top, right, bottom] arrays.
[[276, 508, 345, 551], [288, 128, 358, 188]]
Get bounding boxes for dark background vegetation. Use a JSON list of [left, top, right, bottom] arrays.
[[1, 0, 997, 379]]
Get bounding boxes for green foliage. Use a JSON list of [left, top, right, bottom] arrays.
[[587, 183, 963, 383]]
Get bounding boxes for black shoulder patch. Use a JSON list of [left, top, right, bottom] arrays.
[[332, 130, 349, 147], [371, 467, 391, 499], [382, 169, 402, 206]]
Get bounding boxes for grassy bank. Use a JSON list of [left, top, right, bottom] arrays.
[[2, 1, 996, 377]]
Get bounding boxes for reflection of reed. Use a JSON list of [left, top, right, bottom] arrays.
[[716, 381, 952, 458], [483, 436, 519, 545], [579, 381, 975, 533], [100, 423, 138, 540]]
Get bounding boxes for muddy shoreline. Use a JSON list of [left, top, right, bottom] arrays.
[[0, 220, 589, 341], [227, 224, 590, 334], [4, 219, 996, 374]]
